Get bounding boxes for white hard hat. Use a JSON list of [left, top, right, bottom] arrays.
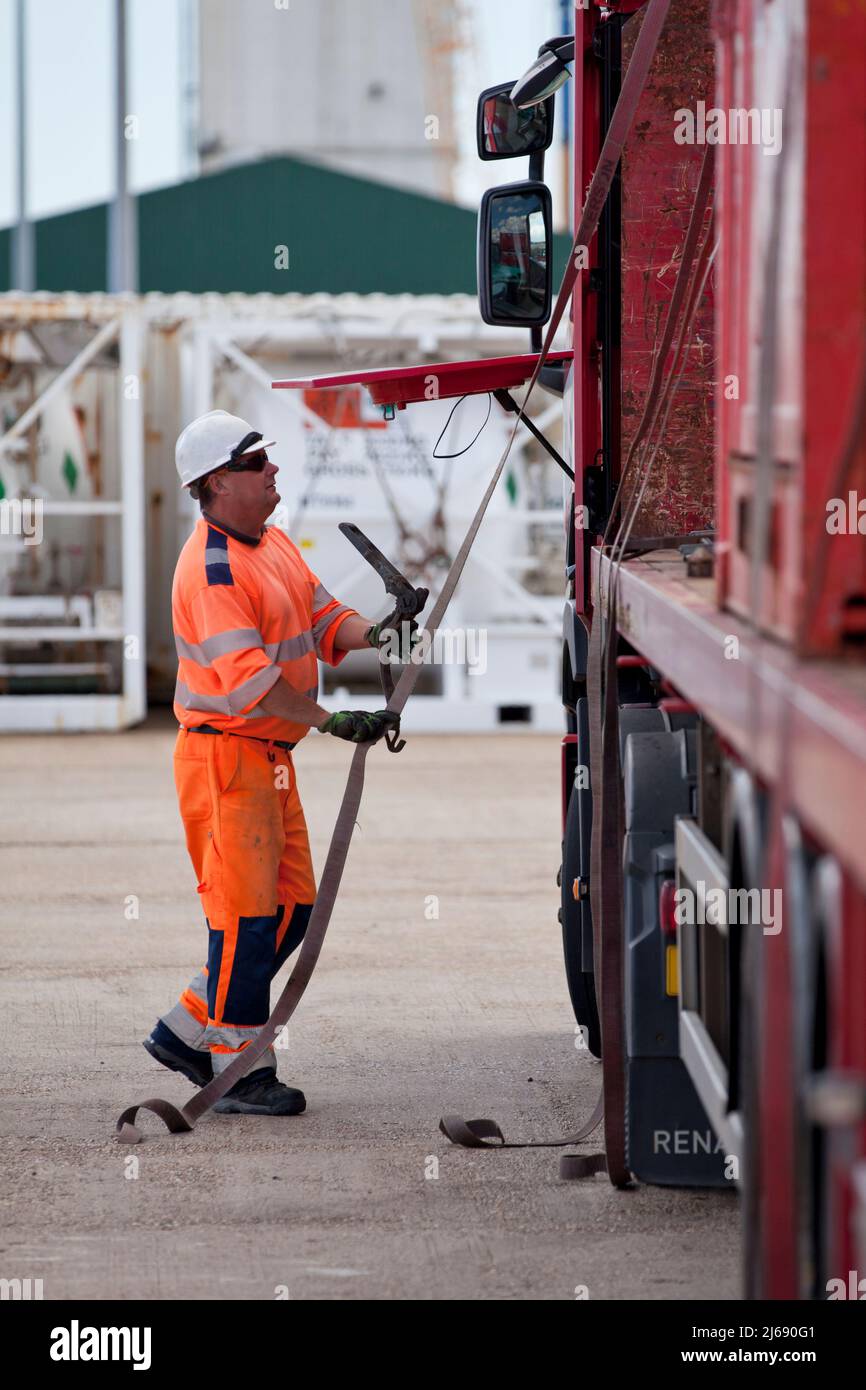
[[175, 410, 276, 487]]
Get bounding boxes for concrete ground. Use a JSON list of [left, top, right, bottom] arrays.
[[0, 714, 739, 1301]]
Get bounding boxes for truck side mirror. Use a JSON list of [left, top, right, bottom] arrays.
[[476, 82, 554, 161], [477, 180, 553, 328]]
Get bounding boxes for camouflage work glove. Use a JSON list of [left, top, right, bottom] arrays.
[[317, 709, 401, 744]]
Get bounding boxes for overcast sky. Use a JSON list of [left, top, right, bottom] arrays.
[[0, 0, 568, 226]]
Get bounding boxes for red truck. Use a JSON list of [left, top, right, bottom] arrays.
[[501, 0, 865, 1301], [475, 0, 866, 1300], [279, 0, 866, 1302]]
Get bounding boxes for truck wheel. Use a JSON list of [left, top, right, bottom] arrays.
[[561, 785, 601, 1057]]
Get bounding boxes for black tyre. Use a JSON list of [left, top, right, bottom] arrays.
[[561, 784, 601, 1057]]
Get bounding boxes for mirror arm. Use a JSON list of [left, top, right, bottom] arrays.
[[492, 388, 574, 482], [538, 362, 568, 397], [544, 36, 575, 63]]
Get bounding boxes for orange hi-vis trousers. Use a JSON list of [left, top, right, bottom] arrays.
[[161, 729, 315, 1075]]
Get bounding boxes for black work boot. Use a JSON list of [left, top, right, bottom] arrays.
[[213, 1067, 306, 1116], [143, 1020, 213, 1088]]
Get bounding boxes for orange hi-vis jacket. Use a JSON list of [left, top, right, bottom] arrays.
[[172, 515, 358, 744]]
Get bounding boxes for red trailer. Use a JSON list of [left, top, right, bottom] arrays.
[[277, 0, 866, 1300], [563, 0, 866, 1300]]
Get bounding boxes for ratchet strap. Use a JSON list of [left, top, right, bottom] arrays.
[[116, 0, 671, 1147], [439, 1091, 606, 1179]]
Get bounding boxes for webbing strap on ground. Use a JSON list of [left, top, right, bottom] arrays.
[[439, 1092, 606, 1180], [116, 0, 671, 1147]]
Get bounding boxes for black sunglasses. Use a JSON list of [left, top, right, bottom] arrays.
[[220, 430, 270, 472], [218, 430, 271, 473], [222, 450, 270, 474]]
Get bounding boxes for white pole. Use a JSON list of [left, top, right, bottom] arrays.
[[108, 0, 137, 291], [178, 323, 214, 538], [119, 304, 147, 723], [178, 0, 200, 179], [12, 0, 34, 290], [191, 324, 213, 420]]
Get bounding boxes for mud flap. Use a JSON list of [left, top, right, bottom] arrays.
[[622, 720, 732, 1188]]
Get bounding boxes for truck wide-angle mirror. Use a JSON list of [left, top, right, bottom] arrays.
[[477, 180, 553, 328], [476, 82, 554, 161]]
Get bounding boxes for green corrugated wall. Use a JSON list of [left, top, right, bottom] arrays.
[[1, 155, 571, 296]]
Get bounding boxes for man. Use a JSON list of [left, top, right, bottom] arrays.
[[143, 410, 410, 1117]]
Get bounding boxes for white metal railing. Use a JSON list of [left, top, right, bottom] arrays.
[[0, 300, 145, 731]]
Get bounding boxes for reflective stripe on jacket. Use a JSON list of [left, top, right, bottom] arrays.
[[172, 517, 357, 743]]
